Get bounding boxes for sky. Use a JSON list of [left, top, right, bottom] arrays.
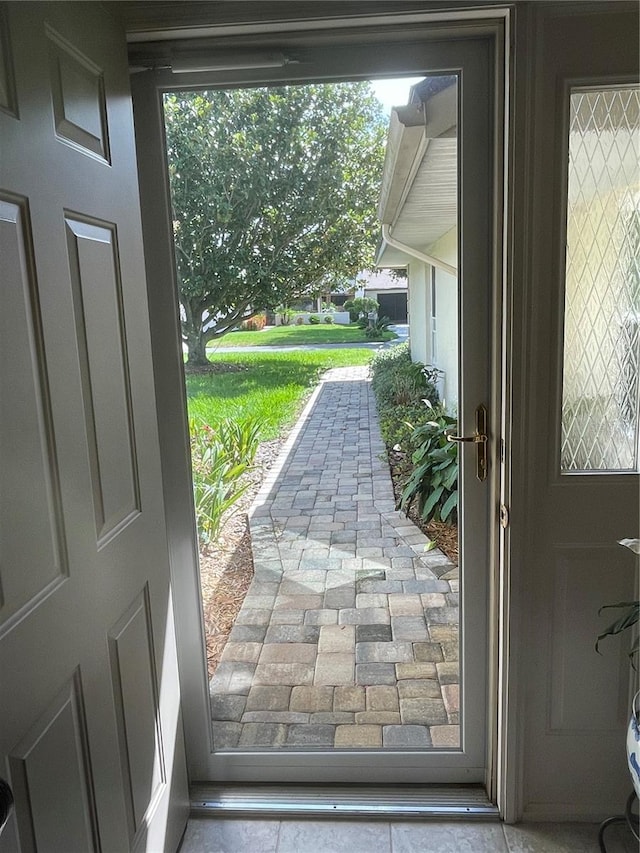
[[370, 76, 425, 115]]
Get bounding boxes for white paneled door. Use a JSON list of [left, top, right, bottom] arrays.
[[0, 3, 188, 851]]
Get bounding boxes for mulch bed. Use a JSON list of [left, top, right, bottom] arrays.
[[198, 438, 283, 678]]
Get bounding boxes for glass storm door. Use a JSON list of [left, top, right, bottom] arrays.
[[132, 30, 499, 788]]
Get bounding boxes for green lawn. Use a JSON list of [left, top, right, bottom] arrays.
[[208, 323, 395, 348], [186, 349, 374, 441]]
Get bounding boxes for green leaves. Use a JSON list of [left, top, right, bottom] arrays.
[[596, 600, 640, 667], [163, 83, 387, 364], [595, 540, 640, 668], [400, 406, 459, 524], [189, 416, 262, 544]]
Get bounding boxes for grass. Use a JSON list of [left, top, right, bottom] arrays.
[[208, 323, 395, 348], [186, 348, 374, 441]]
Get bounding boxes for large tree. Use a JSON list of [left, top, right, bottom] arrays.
[[164, 83, 386, 365]]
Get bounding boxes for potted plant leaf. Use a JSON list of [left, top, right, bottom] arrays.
[[596, 539, 640, 799]]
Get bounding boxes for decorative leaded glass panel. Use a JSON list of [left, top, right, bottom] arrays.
[[561, 86, 640, 472]]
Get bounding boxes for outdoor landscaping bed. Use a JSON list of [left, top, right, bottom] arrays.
[[387, 448, 459, 564]]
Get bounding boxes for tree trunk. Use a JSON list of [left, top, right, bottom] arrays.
[[186, 333, 210, 367]]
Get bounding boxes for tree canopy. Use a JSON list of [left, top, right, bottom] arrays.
[[163, 83, 387, 364]]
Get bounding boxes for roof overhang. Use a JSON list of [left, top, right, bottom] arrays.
[[377, 80, 458, 269]]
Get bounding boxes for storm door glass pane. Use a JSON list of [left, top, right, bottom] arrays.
[[561, 86, 640, 472]]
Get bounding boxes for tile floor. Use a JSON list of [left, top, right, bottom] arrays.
[[179, 816, 637, 852], [209, 366, 460, 750]]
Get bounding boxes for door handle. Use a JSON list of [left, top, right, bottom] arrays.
[[446, 404, 488, 481]]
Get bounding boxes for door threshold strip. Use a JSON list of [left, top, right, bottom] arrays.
[[190, 784, 499, 820]]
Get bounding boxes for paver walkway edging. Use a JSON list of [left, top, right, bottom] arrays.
[[210, 365, 459, 750]]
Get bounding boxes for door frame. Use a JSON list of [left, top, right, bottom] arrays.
[[130, 5, 511, 806]]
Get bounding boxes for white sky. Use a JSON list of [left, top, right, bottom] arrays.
[[370, 77, 425, 115]]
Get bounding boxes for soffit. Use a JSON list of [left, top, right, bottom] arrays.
[[390, 137, 457, 251]]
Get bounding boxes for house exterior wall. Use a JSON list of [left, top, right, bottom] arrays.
[[404, 228, 459, 411], [428, 228, 458, 411], [407, 261, 429, 365]]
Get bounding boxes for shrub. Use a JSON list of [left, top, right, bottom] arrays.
[[370, 344, 439, 407], [278, 307, 293, 325], [308, 314, 321, 324], [241, 313, 266, 331], [324, 315, 334, 324], [370, 343, 441, 452], [295, 315, 305, 325], [345, 296, 379, 322], [365, 315, 393, 340], [400, 401, 458, 524], [189, 415, 261, 543]]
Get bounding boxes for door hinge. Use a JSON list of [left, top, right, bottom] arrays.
[[499, 504, 510, 529]]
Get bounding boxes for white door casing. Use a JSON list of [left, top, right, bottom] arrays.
[[508, 3, 639, 821], [0, 3, 188, 850], [132, 27, 503, 785]]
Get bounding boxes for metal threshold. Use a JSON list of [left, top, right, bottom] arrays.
[[190, 784, 499, 820]]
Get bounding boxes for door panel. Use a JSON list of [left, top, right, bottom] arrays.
[[134, 31, 498, 785], [517, 4, 639, 820], [0, 3, 188, 850]]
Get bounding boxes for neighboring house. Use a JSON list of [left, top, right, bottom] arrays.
[[355, 269, 408, 323], [376, 76, 459, 409]]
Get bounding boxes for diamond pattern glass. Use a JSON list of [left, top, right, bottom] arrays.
[[561, 86, 640, 472]]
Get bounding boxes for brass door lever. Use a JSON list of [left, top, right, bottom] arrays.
[[446, 404, 488, 481]]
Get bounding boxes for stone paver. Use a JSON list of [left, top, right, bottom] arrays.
[[209, 365, 459, 748]]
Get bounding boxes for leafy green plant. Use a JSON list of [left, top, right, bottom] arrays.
[[278, 308, 293, 326], [214, 416, 262, 468], [324, 315, 334, 324], [400, 401, 459, 523], [344, 296, 379, 322], [365, 315, 393, 340], [189, 416, 261, 544], [596, 539, 640, 668], [369, 344, 441, 450], [308, 314, 321, 324]]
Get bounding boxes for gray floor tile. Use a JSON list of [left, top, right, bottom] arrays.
[[503, 820, 637, 852], [277, 820, 391, 853], [391, 821, 508, 852], [179, 818, 280, 853]]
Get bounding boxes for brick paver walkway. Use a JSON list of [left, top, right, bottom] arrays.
[[210, 365, 459, 749]]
